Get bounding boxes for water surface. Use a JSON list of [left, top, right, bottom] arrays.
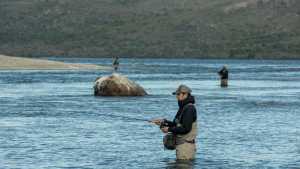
[[0, 58, 300, 169]]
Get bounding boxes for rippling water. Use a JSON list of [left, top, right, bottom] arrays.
[[0, 58, 300, 169]]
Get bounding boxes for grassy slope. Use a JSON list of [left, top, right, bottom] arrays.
[[0, 0, 299, 58]]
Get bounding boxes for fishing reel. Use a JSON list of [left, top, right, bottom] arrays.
[[159, 119, 169, 129]]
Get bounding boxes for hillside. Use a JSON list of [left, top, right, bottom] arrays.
[[0, 0, 299, 58]]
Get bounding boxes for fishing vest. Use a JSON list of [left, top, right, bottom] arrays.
[[175, 103, 197, 145]]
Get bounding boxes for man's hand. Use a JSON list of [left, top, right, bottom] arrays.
[[161, 127, 169, 133], [149, 119, 164, 126]]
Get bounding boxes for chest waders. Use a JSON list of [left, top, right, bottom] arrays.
[[175, 103, 198, 160]]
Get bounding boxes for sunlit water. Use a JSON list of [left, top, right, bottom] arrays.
[[0, 58, 300, 169]]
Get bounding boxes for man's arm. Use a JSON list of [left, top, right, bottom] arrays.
[[162, 119, 176, 127], [149, 118, 175, 127], [218, 68, 224, 75]]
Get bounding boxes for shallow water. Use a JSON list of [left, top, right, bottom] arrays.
[[0, 58, 300, 169]]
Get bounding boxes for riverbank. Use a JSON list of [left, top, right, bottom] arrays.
[[0, 55, 110, 70]]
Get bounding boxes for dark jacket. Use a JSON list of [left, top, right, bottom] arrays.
[[218, 67, 228, 79], [164, 95, 197, 135], [112, 58, 119, 66]]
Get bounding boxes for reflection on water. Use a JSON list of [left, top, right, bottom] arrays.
[[0, 58, 300, 169]]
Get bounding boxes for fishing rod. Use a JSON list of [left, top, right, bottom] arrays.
[[98, 113, 151, 122]]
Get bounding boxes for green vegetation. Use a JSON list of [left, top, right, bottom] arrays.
[[0, 0, 299, 58]]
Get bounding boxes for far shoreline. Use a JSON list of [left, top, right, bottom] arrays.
[[42, 55, 300, 61]]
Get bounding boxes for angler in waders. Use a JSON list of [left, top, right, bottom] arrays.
[[218, 65, 229, 87], [112, 56, 119, 72], [150, 85, 197, 160]]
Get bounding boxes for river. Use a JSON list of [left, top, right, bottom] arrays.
[[0, 58, 300, 168]]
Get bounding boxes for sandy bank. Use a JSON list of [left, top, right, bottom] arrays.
[[0, 55, 110, 70]]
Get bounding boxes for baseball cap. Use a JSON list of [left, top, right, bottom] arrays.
[[172, 84, 192, 95]]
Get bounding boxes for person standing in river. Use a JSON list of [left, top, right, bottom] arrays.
[[218, 65, 229, 87], [112, 56, 119, 72], [150, 85, 197, 161]]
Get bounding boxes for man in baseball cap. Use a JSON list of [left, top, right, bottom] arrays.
[[151, 84, 198, 160]]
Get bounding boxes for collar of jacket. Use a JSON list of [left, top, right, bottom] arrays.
[[178, 95, 195, 109]]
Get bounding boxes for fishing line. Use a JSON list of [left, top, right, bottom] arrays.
[[97, 112, 151, 122]]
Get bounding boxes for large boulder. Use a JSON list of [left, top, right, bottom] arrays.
[[94, 73, 147, 96]]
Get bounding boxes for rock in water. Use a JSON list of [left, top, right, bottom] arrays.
[[94, 73, 147, 96]]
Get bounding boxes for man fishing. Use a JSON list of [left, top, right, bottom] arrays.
[[218, 65, 229, 87], [150, 85, 197, 161], [112, 56, 119, 72]]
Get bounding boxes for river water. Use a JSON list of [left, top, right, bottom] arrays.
[[0, 58, 300, 169]]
